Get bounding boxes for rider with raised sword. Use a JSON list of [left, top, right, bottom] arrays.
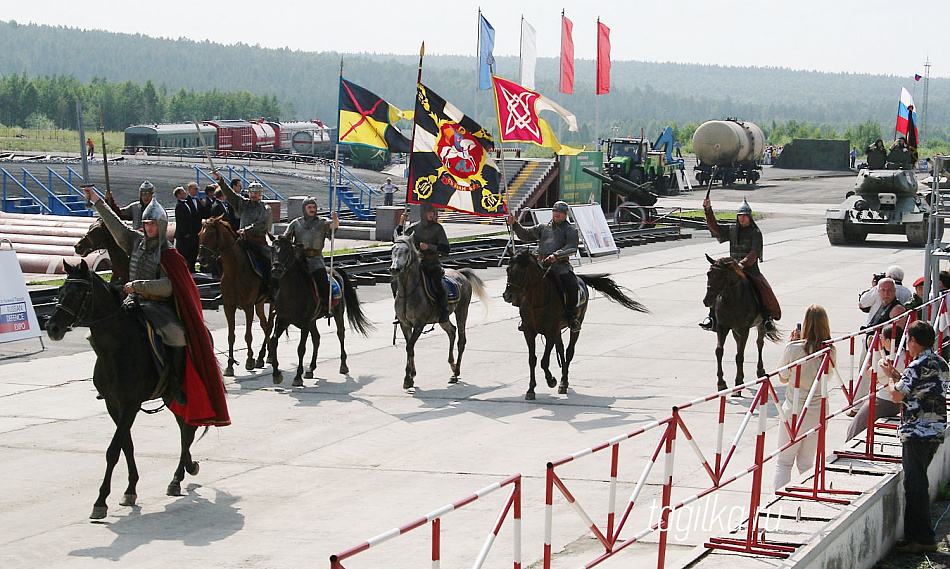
[[505, 201, 582, 332], [214, 173, 274, 301], [700, 197, 781, 332]]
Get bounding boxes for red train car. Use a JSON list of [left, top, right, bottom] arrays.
[[203, 119, 254, 155], [249, 120, 277, 153]]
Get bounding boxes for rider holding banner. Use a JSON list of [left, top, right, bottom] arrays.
[[506, 201, 582, 332], [700, 197, 781, 333], [283, 197, 339, 310], [396, 203, 451, 323]]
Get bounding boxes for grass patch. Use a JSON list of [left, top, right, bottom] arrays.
[[0, 127, 125, 155]]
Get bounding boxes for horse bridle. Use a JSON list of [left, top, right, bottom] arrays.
[[53, 275, 120, 329]]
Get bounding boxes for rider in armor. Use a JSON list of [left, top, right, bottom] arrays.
[[396, 202, 451, 323], [506, 201, 582, 331], [104, 180, 154, 230], [86, 190, 188, 405], [700, 197, 781, 333], [282, 197, 339, 310], [215, 174, 275, 301]]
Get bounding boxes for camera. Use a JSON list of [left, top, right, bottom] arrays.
[[872, 272, 886, 283]]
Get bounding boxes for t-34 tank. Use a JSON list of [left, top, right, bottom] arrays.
[[692, 119, 765, 185], [825, 167, 942, 246]]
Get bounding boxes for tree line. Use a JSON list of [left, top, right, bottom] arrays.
[[0, 73, 290, 132]]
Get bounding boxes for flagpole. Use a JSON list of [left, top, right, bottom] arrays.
[[519, 14, 524, 86], [475, 9, 481, 126], [329, 56, 344, 323], [595, 17, 600, 146], [405, 41, 425, 224], [490, 65, 515, 267]]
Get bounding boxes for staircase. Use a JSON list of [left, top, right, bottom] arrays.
[[506, 159, 558, 212], [330, 163, 377, 221], [1, 167, 94, 217]]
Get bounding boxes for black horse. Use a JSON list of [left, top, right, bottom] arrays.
[[703, 254, 781, 394], [269, 235, 374, 386], [46, 260, 201, 519], [503, 250, 649, 400]]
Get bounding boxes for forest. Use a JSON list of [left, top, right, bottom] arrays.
[[0, 19, 945, 154]]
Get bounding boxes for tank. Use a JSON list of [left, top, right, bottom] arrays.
[[692, 119, 765, 186], [692, 120, 765, 165]]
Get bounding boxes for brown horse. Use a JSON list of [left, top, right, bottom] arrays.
[[74, 218, 130, 286], [703, 254, 781, 394], [198, 215, 271, 376], [503, 250, 649, 400]]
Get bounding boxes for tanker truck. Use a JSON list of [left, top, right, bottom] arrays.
[[692, 119, 765, 186]]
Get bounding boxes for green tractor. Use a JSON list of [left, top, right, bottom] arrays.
[[602, 127, 684, 195]]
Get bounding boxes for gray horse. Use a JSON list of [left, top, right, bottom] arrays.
[[390, 235, 490, 390]]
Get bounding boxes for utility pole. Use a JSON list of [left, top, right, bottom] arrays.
[[921, 59, 931, 145]]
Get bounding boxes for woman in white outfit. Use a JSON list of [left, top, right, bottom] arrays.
[[774, 304, 836, 491]]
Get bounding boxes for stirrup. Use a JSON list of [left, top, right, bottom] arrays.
[[699, 317, 716, 331]]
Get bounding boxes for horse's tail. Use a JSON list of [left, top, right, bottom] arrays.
[[460, 268, 491, 316], [765, 325, 783, 343], [578, 274, 650, 313], [337, 268, 376, 336]]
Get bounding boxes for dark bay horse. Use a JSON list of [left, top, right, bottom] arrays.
[[390, 235, 490, 390], [703, 254, 781, 394], [74, 217, 130, 286], [46, 260, 201, 519], [503, 250, 649, 400], [268, 235, 374, 386], [199, 215, 271, 376]]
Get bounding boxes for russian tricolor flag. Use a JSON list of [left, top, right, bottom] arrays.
[[896, 87, 917, 139]]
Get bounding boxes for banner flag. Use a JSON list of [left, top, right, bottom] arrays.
[[559, 13, 574, 95], [596, 20, 611, 95], [520, 18, 537, 90], [491, 75, 582, 156], [408, 84, 505, 216], [478, 13, 496, 91], [338, 78, 411, 152]]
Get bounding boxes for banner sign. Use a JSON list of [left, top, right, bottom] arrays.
[[559, 151, 602, 204], [567, 203, 618, 256], [0, 247, 41, 343]]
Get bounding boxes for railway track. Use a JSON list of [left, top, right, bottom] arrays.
[[28, 224, 689, 327]]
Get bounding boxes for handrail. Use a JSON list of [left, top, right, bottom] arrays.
[[46, 167, 85, 198], [20, 168, 72, 214], [1, 168, 51, 214], [330, 473, 522, 569], [330, 162, 378, 217]]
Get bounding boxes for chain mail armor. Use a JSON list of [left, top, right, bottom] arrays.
[[222, 181, 272, 237], [510, 218, 579, 276]]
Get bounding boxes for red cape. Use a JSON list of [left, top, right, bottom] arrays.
[[161, 248, 231, 426]]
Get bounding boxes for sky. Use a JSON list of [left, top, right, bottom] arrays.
[[5, 0, 946, 78]]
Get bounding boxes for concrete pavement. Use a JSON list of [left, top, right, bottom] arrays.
[[0, 208, 931, 568]]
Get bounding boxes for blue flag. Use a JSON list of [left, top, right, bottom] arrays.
[[478, 14, 495, 90]]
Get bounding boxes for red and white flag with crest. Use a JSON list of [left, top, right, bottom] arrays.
[[491, 75, 581, 155]]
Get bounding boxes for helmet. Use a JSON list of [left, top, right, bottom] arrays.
[[552, 201, 570, 213], [248, 182, 264, 194], [139, 180, 154, 195], [141, 199, 168, 240], [302, 197, 318, 216], [736, 199, 753, 216]]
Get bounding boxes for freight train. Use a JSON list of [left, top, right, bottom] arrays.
[[123, 119, 336, 159]]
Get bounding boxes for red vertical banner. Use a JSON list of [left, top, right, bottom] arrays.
[[559, 13, 574, 95], [596, 20, 611, 95]]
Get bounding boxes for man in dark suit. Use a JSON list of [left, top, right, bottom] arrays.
[[173, 186, 199, 272]]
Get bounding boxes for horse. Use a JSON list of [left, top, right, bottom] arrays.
[[268, 235, 375, 386], [198, 215, 271, 377], [45, 260, 201, 520], [74, 217, 130, 286], [390, 235, 490, 390], [703, 254, 782, 394], [503, 250, 649, 400]]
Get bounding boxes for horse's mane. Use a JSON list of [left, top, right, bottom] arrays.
[[714, 257, 745, 279], [512, 249, 534, 267]]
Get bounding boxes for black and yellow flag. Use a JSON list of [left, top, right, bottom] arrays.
[[408, 84, 505, 217], [337, 78, 411, 153]]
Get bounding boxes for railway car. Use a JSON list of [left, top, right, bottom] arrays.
[[123, 123, 216, 155], [271, 120, 331, 154], [248, 120, 277, 153], [290, 125, 335, 157], [203, 119, 254, 155]]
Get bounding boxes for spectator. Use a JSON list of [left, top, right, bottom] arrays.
[[859, 266, 912, 323], [673, 141, 683, 159], [881, 321, 948, 554], [380, 178, 397, 207], [850, 147, 857, 169], [845, 325, 903, 441], [905, 277, 925, 312], [173, 186, 199, 272], [853, 277, 909, 414], [773, 304, 836, 491], [86, 137, 95, 158]]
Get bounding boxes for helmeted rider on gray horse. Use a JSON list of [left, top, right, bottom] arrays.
[[216, 175, 275, 301], [700, 197, 781, 332], [506, 200, 582, 332], [87, 192, 188, 404], [282, 197, 339, 309], [395, 202, 451, 323]]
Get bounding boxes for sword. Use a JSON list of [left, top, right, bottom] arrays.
[[192, 118, 217, 174]]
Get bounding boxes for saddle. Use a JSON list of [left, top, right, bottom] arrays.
[[122, 297, 170, 398], [555, 275, 588, 309], [309, 273, 343, 309], [421, 272, 461, 306]]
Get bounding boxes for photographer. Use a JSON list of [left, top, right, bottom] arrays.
[[858, 266, 911, 326]]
